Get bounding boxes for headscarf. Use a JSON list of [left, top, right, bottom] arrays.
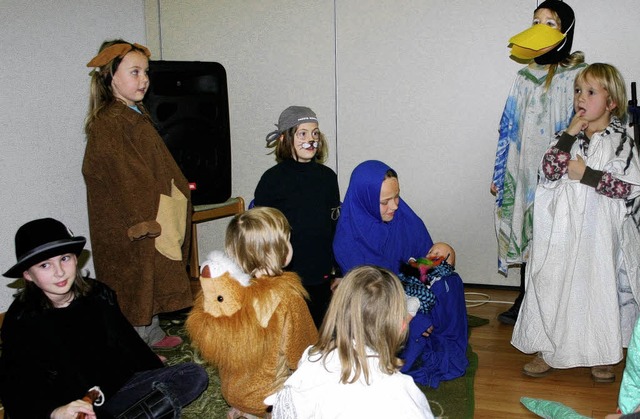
[[333, 160, 433, 274]]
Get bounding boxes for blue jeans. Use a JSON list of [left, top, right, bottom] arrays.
[[99, 362, 208, 417]]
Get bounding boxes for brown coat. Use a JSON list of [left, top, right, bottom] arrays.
[[83, 101, 193, 326], [187, 268, 318, 417]]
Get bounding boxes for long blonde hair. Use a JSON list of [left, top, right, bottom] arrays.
[[544, 51, 585, 91], [310, 265, 408, 384], [84, 39, 150, 135], [225, 207, 291, 277]]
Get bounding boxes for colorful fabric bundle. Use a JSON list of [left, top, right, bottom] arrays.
[[398, 261, 455, 314]]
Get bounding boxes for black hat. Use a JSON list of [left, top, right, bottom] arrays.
[[3, 218, 86, 278], [534, 0, 576, 65]]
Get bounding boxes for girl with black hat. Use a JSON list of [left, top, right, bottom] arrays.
[[490, 0, 586, 326], [0, 218, 208, 418]]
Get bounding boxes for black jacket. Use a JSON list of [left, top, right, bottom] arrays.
[[0, 279, 163, 418], [255, 159, 340, 285]]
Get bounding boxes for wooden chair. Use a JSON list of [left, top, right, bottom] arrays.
[[189, 196, 245, 279]]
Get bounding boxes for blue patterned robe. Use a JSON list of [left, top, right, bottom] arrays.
[[492, 63, 586, 273]]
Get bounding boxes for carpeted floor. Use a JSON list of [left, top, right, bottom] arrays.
[[157, 313, 487, 419]]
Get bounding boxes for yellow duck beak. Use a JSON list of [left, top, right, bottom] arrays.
[[508, 24, 565, 59]]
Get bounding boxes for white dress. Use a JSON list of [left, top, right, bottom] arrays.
[[265, 346, 434, 419], [512, 119, 640, 368]]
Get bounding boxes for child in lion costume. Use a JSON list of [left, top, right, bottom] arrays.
[[186, 207, 318, 418]]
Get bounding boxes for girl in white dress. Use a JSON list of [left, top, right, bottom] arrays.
[[265, 265, 434, 418], [512, 63, 640, 383]]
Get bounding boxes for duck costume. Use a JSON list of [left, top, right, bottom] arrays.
[[509, 0, 576, 63], [492, 0, 586, 276]]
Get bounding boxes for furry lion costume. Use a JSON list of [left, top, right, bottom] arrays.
[[186, 252, 318, 416]]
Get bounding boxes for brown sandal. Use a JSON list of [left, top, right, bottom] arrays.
[[523, 354, 552, 377], [591, 365, 615, 383]]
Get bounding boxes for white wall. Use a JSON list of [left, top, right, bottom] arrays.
[[143, 0, 339, 272], [334, 0, 525, 284], [1, 0, 639, 311], [146, 0, 640, 288], [0, 1, 146, 311]]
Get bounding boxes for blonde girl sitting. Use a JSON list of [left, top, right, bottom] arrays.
[[265, 265, 434, 418], [187, 207, 318, 418]]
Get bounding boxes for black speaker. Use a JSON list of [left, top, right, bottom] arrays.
[[144, 60, 231, 206]]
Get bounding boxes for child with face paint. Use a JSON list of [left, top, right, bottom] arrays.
[[511, 63, 640, 382], [490, 0, 586, 325], [254, 106, 341, 327]]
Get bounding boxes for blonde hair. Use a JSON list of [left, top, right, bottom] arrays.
[[225, 207, 291, 277], [268, 126, 329, 164], [310, 265, 408, 384], [544, 51, 585, 91], [84, 39, 150, 135], [575, 63, 628, 122]]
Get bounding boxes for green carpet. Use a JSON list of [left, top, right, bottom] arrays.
[[158, 313, 487, 418], [419, 348, 478, 419], [419, 315, 486, 419]]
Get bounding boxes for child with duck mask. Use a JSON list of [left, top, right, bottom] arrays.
[[491, 0, 586, 325]]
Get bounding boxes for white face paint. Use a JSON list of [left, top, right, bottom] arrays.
[[300, 141, 319, 150], [293, 122, 320, 162]]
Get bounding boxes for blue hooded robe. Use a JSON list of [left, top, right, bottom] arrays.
[[333, 160, 469, 387]]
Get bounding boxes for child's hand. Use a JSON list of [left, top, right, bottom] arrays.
[[566, 111, 589, 136], [490, 182, 498, 196], [567, 155, 586, 180], [51, 400, 96, 419], [426, 242, 456, 267]]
